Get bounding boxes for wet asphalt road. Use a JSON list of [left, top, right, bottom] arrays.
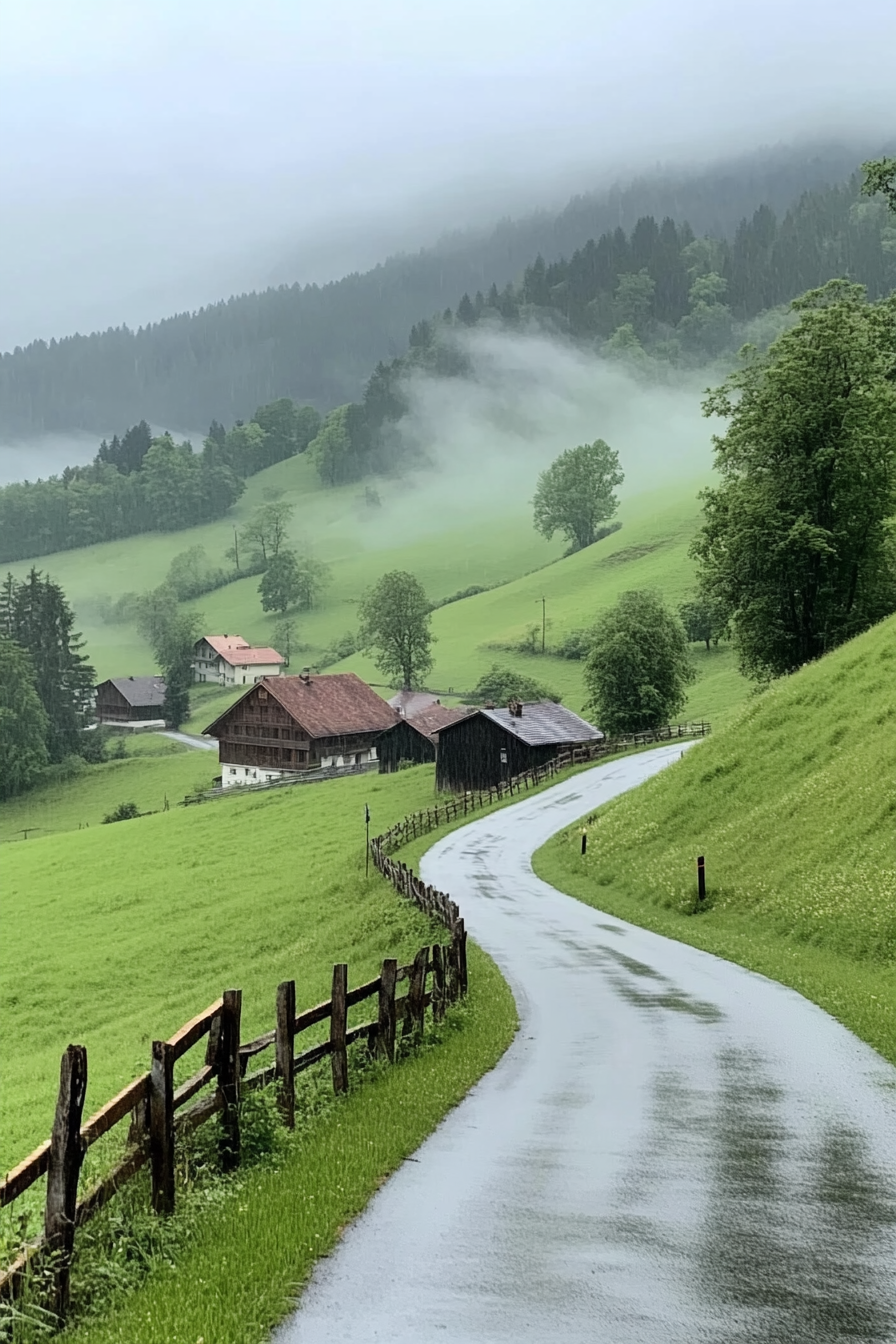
[[277, 745, 896, 1343]]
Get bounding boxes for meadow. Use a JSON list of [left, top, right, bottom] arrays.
[[5, 447, 752, 734], [0, 764, 468, 1168], [0, 738, 214, 844], [533, 615, 896, 1062]]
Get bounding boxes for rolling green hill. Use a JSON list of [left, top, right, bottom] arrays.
[[534, 615, 896, 1061], [5, 451, 751, 737]]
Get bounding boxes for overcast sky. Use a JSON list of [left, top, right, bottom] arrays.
[[1, 0, 893, 351]]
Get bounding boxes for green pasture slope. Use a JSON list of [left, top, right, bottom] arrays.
[[4, 451, 750, 733], [0, 739, 216, 845], [534, 615, 896, 1062]]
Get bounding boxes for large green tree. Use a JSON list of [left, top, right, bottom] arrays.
[[691, 281, 896, 680], [583, 591, 695, 734], [258, 550, 303, 615], [533, 440, 624, 553], [1, 569, 96, 760], [358, 570, 434, 688], [0, 637, 49, 797]]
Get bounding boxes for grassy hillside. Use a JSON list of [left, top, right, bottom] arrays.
[[5, 446, 751, 731], [0, 764, 465, 1170], [534, 616, 896, 1061], [0, 740, 215, 845]]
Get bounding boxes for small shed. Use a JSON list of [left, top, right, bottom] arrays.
[[95, 676, 167, 725], [435, 700, 603, 793], [377, 705, 473, 773]]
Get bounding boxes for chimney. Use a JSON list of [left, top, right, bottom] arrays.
[[508, 698, 523, 718]]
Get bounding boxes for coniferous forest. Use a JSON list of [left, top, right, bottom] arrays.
[[1, 154, 894, 563], [0, 144, 881, 438]]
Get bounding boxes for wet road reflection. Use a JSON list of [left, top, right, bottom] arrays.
[[276, 745, 896, 1344]]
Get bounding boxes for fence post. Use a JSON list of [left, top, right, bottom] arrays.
[[149, 1040, 175, 1215], [431, 943, 446, 1022], [219, 988, 242, 1173], [404, 945, 428, 1040], [44, 1044, 87, 1324], [454, 919, 468, 996], [377, 959, 397, 1062], [275, 979, 296, 1129], [330, 963, 348, 1094], [447, 934, 460, 1003]]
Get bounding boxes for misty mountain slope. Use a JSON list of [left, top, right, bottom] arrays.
[[332, 485, 746, 723], [0, 142, 873, 440]]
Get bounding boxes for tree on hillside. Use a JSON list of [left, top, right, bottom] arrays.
[[583, 591, 695, 734], [136, 590, 203, 730], [1, 569, 96, 760], [862, 156, 896, 212], [691, 280, 896, 680], [242, 501, 294, 566], [259, 550, 303, 615], [472, 664, 560, 705], [533, 440, 624, 553], [358, 571, 434, 688], [678, 594, 728, 651], [0, 637, 49, 797], [96, 420, 153, 475]]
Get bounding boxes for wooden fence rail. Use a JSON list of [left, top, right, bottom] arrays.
[[0, 929, 467, 1324]]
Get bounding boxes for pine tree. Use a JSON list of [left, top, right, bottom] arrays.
[[6, 570, 96, 760]]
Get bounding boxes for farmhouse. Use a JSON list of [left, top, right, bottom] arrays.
[[95, 676, 167, 725], [435, 700, 604, 793], [377, 704, 474, 773], [204, 671, 399, 787], [192, 635, 285, 686]]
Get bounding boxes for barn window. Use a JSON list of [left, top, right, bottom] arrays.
[[258, 689, 268, 701]]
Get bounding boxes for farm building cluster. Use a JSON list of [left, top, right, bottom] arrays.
[[202, 672, 603, 790]]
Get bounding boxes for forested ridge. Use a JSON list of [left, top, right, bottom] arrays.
[[0, 142, 875, 438], [1, 158, 893, 562]]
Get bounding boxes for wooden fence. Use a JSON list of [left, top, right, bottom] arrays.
[[0, 930, 467, 1324]]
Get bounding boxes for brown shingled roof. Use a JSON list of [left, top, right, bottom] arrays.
[[406, 704, 474, 743], [265, 673, 400, 739]]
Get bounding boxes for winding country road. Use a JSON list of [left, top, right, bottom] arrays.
[[277, 745, 896, 1343]]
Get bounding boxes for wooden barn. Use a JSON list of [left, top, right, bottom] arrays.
[[377, 705, 473, 773], [435, 700, 603, 793], [95, 676, 167, 725], [204, 671, 399, 788]]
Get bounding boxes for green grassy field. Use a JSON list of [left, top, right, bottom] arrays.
[[533, 615, 896, 1062], [0, 764, 469, 1170], [4, 450, 752, 732], [0, 742, 216, 845]]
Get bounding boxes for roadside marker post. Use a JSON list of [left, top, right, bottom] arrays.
[[581, 829, 587, 856], [697, 854, 706, 901]]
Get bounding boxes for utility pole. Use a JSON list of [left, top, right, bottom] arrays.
[[537, 597, 546, 654], [233, 526, 240, 572]]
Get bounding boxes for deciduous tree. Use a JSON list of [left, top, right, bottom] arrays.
[[533, 440, 624, 553], [583, 591, 695, 734], [691, 281, 896, 680], [358, 570, 434, 688], [259, 550, 303, 615]]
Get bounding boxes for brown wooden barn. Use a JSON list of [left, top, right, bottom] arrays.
[[94, 676, 167, 724], [377, 705, 473, 773], [204, 672, 399, 787], [435, 700, 603, 793]]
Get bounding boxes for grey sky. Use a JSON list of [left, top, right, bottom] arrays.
[[1, 0, 893, 351]]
